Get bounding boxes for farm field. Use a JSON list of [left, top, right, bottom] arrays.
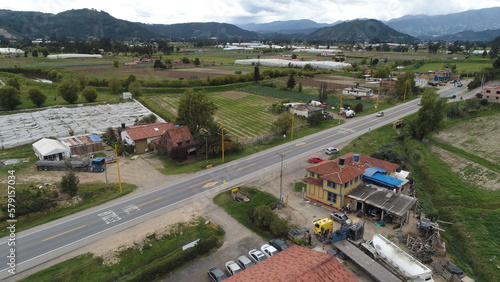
[[149, 90, 308, 143]]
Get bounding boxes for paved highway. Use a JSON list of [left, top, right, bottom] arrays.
[[0, 84, 469, 280]]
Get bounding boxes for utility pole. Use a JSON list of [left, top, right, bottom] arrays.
[[221, 123, 224, 162], [276, 153, 285, 202], [115, 144, 122, 193]]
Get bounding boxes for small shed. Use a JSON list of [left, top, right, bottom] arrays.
[[32, 138, 71, 161], [58, 134, 104, 156], [123, 92, 133, 99]]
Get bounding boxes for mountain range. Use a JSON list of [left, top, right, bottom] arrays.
[[0, 7, 499, 43]]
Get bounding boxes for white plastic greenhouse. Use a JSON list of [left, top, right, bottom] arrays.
[[234, 59, 350, 70], [0, 101, 163, 149]]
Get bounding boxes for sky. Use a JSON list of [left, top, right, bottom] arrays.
[[1, 0, 499, 25]]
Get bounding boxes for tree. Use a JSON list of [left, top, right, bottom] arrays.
[[252, 205, 275, 229], [136, 114, 157, 125], [287, 73, 296, 90], [395, 72, 417, 101], [81, 86, 98, 102], [113, 60, 119, 68], [176, 89, 217, 134], [270, 217, 289, 237], [298, 82, 303, 92], [271, 102, 288, 114], [61, 161, 79, 197], [353, 102, 364, 113], [6, 78, 21, 90], [253, 66, 261, 83], [58, 80, 80, 104], [181, 57, 190, 64], [28, 88, 47, 107], [193, 57, 201, 67], [271, 112, 293, 135], [0, 86, 22, 110], [108, 78, 123, 94], [76, 75, 89, 90], [318, 81, 328, 103], [123, 75, 136, 89], [410, 90, 447, 140], [128, 81, 142, 97], [307, 112, 324, 126]]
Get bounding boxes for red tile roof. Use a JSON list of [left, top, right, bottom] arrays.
[[225, 245, 357, 282], [166, 126, 193, 147], [306, 153, 399, 184], [125, 122, 175, 141]]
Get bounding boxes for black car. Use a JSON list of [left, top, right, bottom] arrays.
[[208, 267, 228, 282], [269, 238, 289, 252]]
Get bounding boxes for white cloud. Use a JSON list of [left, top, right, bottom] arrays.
[[1, 0, 499, 25]]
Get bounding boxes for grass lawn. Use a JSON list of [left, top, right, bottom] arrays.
[[213, 187, 278, 241]]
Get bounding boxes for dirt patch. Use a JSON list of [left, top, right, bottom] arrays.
[[430, 146, 499, 190], [433, 116, 500, 164]]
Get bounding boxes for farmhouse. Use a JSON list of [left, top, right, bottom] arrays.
[[303, 153, 402, 210], [121, 122, 175, 153], [153, 125, 196, 157], [289, 103, 325, 117], [342, 87, 373, 96], [481, 86, 500, 103]]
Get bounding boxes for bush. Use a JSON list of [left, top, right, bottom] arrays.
[[270, 217, 289, 237], [252, 205, 275, 229]]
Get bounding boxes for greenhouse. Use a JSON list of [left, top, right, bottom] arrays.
[[234, 59, 350, 70]]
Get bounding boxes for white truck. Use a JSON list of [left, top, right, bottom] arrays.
[[372, 234, 434, 282]]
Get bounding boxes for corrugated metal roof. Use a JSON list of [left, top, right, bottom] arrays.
[[347, 185, 416, 216]]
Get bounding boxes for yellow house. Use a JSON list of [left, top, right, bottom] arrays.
[[303, 153, 399, 210]]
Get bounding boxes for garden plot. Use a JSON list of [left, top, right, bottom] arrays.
[[0, 101, 163, 149]]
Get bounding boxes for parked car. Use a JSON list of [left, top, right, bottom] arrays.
[[448, 94, 456, 99], [308, 156, 325, 163], [376, 111, 384, 117], [225, 260, 242, 276], [325, 147, 339, 155], [261, 244, 279, 258], [248, 249, 267, 263], [457, 82, 463, 87], [269, 238, 289, 252], [330, 212, 353, 225], [208, 267, 228, 282], [237, 255, 255, 270]]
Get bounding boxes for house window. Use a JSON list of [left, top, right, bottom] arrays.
[[327, 192, 337, 204], [486, 90, 491, 93], [327, 181, 335, 188], [186, 140, 191, 144], [354, 176, 359, 183], [177, 142, 182, 146]]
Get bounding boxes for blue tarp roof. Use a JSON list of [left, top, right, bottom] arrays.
[[88, 134, 103, 142], [362, 169, 404, 188]]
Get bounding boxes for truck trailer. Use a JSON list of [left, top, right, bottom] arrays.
[[35, 157, 106, 172]]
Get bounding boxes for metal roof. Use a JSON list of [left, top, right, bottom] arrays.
[[347, 185, 417, 217]]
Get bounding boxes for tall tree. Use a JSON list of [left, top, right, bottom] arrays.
[[6, 78, 21, 90], [58, 80, 80, 104], [28, 88, 47, 107], [287, 73, 296, 90], [108, 78, 123, 94], [410, 90, 447, 140], [318, 81, 328, 103], [128, 81, 142, 97], [193, 58, 201, 67], [61, 161, 79, 197], [253, 66, 260, 83], [0, 86, 22, 110], [176, 89, 217, 134], [395, 72, 417, 101]]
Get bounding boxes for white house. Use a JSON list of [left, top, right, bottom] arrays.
[[342, 87, 373, 96]]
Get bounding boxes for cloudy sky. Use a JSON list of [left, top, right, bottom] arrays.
[[1, 0, 499, 25]]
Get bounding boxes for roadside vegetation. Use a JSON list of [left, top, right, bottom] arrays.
[[19, 217, 224, 282]]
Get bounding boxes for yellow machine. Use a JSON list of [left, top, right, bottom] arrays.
[[312, 218, 333, 236]]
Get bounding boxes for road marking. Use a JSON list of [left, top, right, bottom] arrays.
[[137, 197, 164, 208], [122, 204, 140, 214], [202, 181, 218, 188], [189, 179, 213, 188], [41, 225, 86, 242], [98, 210, 121, 224], [295, 142, 306, 146], [236, 163, 256, 171]]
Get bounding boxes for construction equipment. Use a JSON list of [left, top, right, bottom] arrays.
[[35, 157, 106, 172], [312, 218, 333, 242]]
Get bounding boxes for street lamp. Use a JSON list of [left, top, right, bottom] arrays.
[[276, 153, 285, 202]]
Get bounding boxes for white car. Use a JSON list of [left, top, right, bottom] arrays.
[[325, 147, 339, 155], [248, 249, 267, 263], [225, 260, 242, 276], [260, 244, 279, 258], [376, 111, 384, 117]]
